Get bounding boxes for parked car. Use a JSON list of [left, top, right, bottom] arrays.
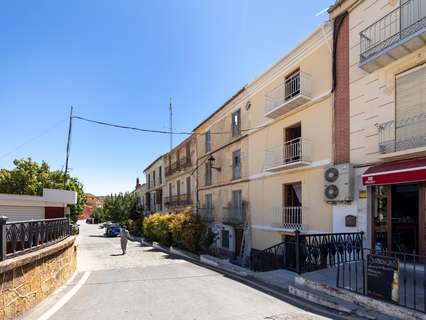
[[86, 217, 94, 224], [105, 224, 121, 237]]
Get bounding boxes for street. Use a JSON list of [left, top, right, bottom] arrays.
[[23, 222, 331, 320]]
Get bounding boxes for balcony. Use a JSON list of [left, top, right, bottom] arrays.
[[378, 113, 426, 155], [271, 206, 304, 231], [265, 71, 312, 119], [360, 0, 426, 72], [164, 194, 193, 207], [165, 166, 173, 177], [179, 156, 192, 169], [198, 207, 214, 223], [264, 138, 312, 172], [222, 206, 246, 225]]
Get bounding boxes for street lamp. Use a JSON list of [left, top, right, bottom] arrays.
[[208, 155, 221, 171]]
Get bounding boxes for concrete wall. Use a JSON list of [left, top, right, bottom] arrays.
[[0, 237, 77, 320]]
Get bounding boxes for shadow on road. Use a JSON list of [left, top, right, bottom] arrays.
[[110, 253, 124, 256], [89, 235, 107, 238]]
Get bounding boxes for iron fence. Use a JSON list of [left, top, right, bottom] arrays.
[[360, 0, 426, 62], [250, 231, 364, 274], [337, 248, 426, 314], [0, 216, 71, 261]]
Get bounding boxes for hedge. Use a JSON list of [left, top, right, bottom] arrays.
[[143, 208, 211, 253]]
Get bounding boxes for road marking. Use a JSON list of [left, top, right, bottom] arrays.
[[37, 271, 91, 320]]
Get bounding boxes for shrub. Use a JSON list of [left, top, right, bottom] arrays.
[[127, 218, 144, 236], [143, 208, 210, 253]]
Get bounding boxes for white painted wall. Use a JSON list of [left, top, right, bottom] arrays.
[[43, 188, 77, 204], [332, 167, 368, 235], [0, 206, 44, 221]]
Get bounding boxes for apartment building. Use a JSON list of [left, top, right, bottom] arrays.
[[246, 24, 334, 251], [143, 155, 165, 213], [330, 0, 426, 253], [194, 88, 249, 258], [163, 135, 197, 213]]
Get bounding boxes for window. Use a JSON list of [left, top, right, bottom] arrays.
[[147, 174, 151, 189], [206, 194, 213, 209], [159, 166, 162, 184], [153, 170, 156, 187], [169, 183, 172, 197], [221, 229, 230, 249], [205, 130, 211, 153], [395, 65, 426, 151], [232, 150, 241, 180], [186, 143, 190, 160], [205, 162, 212, 186], [232, 110, 241, 137]]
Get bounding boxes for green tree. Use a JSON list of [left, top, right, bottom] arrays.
[[0, 158, 86, 223], [102, 192, 138, 225]]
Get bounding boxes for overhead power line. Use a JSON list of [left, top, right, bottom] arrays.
[[72, 115, 268, 136]]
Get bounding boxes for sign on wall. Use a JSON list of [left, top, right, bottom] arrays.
[[367, 254, 399, 303]]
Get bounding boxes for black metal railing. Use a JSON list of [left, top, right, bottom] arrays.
[[164, 194, 192, 207], [360, 0, 426, 63], [0, 216, 71, 261], [337, 248, 426, 314], [251, 231, 364, 274], [179, 156, 192, 168], [222, 206, 246, 225], [198, 207, 214, 223]]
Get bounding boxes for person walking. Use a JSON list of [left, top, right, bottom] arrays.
[[119, 226, 130, 255]]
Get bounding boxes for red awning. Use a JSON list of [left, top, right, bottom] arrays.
[[362, 158, 426, 186]]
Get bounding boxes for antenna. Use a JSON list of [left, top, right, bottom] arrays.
[[64, 106, 73, 187], [169, 98, 173, 150]]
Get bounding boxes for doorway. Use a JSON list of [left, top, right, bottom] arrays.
[[391, 184, 419, 253]]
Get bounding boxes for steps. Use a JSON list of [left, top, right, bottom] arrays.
[[288, 275, 426, 320]]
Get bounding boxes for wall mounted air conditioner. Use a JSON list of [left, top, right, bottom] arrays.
[[324, 163, 354, 203]]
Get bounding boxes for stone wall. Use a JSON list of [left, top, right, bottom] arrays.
[[0, 236, 77, 320]]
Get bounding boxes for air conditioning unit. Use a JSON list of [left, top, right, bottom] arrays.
[[324, 163, 354, 202]]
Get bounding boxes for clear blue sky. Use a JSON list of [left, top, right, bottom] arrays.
[[0, 0, 331, 196]]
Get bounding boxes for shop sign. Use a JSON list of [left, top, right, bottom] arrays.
[[367, 254, 399, 303]]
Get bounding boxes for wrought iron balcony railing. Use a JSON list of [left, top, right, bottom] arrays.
[[265, 71, 312, 118], [198, 207, 214, 223], [222, 206, 246, 225], [179, 156, 192, 169], [360, 0, 426, 70], [378, 113, 426, 154], [271, 206, 303, 230], [265, 137, 312, 171], [164, 194, 193, 207]]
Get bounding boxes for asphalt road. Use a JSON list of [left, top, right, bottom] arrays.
[[22, 222, 331, 320]]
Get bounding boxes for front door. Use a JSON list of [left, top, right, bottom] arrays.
[[372, 184, 421, 254]]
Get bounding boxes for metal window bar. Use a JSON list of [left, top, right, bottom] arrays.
[[282, 206, 302, 230]]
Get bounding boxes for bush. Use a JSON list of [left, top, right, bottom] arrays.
[[143, 208, 210, 253], [127, 218, 144, 236]]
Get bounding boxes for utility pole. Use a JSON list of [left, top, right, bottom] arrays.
[[169, 98, 173, 151], [64, 106, 73, 187]]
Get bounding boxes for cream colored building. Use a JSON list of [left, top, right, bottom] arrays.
[[143, 155, 165, 213], [163, 135, 197, 213], [194, 88, 250, 258], [329, 0, 426, 253], [245, 24, 334, 251], [193, 23, 335, 255]]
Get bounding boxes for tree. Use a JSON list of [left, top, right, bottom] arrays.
[[0, 158, 86, 223], [101, 192, 138, 225]]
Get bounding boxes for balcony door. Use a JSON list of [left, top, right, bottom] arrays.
[[186, 176, 191, 202], [232, 190, 242, 209], [284, 124, 301, 163], [283, 182, 302, 228]]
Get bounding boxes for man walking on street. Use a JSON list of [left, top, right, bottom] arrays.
[[119, 226, 130, 255]]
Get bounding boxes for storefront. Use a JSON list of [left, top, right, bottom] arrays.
[[363, 158, 426, 254]]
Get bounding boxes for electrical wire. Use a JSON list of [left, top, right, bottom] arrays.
[[72, 115, 268, 136], [0, 118, 67, 161]]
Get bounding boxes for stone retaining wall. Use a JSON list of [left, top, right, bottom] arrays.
[[0, 236, 77, 320]]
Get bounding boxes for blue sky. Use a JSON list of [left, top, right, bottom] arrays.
[[0, 0, 331, 195]]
